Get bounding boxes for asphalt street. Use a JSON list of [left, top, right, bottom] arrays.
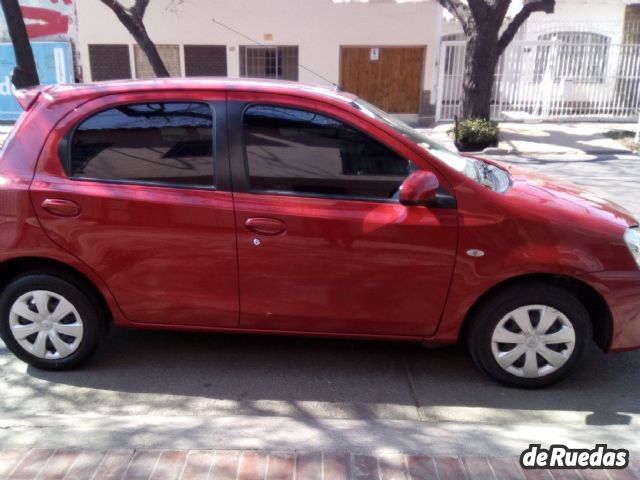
[[0, 152, 639, 455]]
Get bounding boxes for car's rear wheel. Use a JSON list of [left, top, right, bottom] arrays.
[[467, 283, 592, 388], [0, 273, 105, 369]]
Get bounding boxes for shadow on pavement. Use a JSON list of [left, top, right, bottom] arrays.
[[3, 327, 637, 426]]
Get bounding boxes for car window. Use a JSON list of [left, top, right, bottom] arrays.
[[70, 102, 214, 187], [243, 105, 412, 199]]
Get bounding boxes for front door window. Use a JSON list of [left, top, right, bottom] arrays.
[[243, 104, 413, 200]]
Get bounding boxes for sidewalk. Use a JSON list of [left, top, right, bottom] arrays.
[[2, 448, 639, 479], [419, 122, 636, 156]]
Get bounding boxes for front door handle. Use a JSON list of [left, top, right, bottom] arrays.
[[244, 217, 287, 236], [40, 198, 81, 217]]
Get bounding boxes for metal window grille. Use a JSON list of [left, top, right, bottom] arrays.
[[88, 44, 131, 81], [184, 45, 227, 77], [533, 32, 611, 84], [240, 46, 298, 81], [134, 44, 181, 79]]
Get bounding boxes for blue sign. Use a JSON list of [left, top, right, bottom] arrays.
[[0, 41, 73, 121]]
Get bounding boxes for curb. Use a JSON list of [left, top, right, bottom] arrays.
[[480, 148, 635, 156]]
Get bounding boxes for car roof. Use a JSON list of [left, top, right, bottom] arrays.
[[36, 77, 358, 106]]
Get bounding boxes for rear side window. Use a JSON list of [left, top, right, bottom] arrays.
[[243, 105, 412, 199], [70, 102, 214, 187]]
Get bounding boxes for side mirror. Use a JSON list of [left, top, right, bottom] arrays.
[[399, 171, 439, 206]]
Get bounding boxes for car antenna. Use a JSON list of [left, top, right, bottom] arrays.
[[211, 18, 340, 90]]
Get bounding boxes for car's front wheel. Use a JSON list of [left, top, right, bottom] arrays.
[[0, 273, 105, 369], [467, 283, 592, 388]]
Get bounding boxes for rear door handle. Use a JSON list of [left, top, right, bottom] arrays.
[[40, 198, 81, 217], [244, 217, 287, 236]]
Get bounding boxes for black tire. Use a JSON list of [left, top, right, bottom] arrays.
[[0, 273, 105, 370], [467, 282, 592, 388]]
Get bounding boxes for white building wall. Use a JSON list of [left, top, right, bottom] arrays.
[[76, 0, 442, 102], [519, 0, 626, 41]]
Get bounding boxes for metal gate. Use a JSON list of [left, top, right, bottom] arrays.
[[435, 39, 640, 121]]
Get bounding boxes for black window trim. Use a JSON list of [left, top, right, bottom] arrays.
[[240, 102, 417, 204], [60, 100, 219, 191]]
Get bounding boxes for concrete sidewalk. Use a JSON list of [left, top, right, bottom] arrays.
[[419, 122, 636, 156], [2, 448, 639, 480]]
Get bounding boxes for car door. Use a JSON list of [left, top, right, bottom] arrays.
[[31, 91, 239, 328], [228, 93, 458, 337]]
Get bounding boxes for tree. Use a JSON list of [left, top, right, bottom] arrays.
[[99, 0, 169, 77], [438, 0, 555, 119], [1, 0, 39, 89]]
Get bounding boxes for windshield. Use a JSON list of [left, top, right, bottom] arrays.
[[352, 99, 481, 183]]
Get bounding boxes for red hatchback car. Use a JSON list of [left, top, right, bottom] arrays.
[[0, 78, 639, 387]]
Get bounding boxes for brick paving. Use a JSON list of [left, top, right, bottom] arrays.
[[0, 449, 638, 480]]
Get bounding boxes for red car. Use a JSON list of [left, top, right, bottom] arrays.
[[0, 79, 638, 388]]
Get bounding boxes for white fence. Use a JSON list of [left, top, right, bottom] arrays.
[[435, 39, 640, 121]]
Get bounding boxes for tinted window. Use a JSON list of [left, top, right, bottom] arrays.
[[243, 105, 411, 199], [71, 103, 214, 187]]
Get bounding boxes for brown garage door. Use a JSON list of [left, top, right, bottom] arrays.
[[340, 46, 425, 113]]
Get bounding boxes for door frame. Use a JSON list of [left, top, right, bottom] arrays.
[[47, 91, 231, 192], [225, 90, 454, 196], [226, 91, 459, 337], [32, 90, 240, 328]]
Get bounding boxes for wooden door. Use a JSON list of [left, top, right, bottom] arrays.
[[340, 46, 425, 113]]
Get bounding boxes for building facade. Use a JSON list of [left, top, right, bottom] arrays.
[[0, 0, 636, 121], [75, 0, 443, 117]]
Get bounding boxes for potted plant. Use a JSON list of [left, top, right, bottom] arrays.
[[454, 117, 499, 152]]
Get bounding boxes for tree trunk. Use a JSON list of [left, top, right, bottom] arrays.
[[461, 30, 500, 119], [112, 10, 170, 77], [1, 0, 40, 89]]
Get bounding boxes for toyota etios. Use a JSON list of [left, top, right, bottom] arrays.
[[0, 79, 639, 387]]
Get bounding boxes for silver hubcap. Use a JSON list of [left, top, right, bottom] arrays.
[[491, 305, 576, 378], [9, 290, 84, 360]]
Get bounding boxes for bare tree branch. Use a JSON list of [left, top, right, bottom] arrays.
[[467, 0, 492, 25], [438, 0, 473, 33], [131, 0, 150, 19], [493, 0, 512, 25], [99, 0, 170, 77], [99, 0, 132, 25], [497, 0, 555, 55]]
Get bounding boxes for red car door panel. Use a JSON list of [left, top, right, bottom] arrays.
[[228, 93, 458, 337], [234, 192, 457, 336], [31, 92, 239, 328]]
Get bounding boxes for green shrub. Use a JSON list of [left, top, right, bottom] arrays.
[[455, 118, 499, 144]]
